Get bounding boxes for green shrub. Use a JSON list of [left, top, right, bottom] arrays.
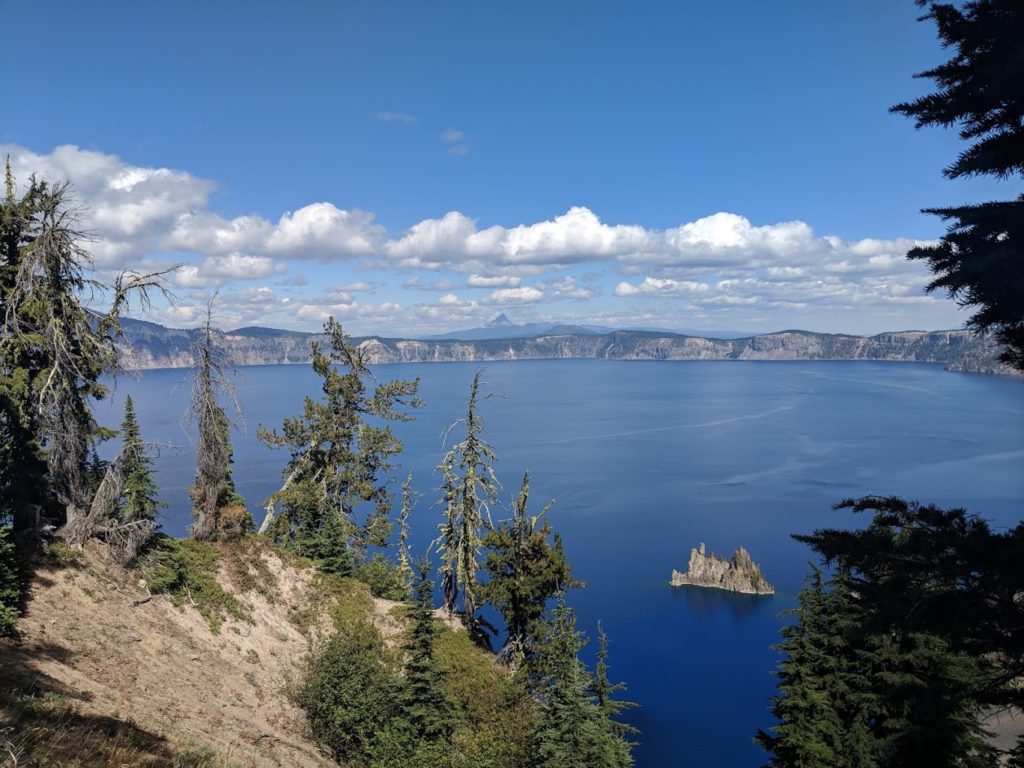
[[356, 552, 409, 600], [221, 537, 279, 599], [299, 620, 402, 766], [287, 571, 375, 635], [43, 541, 81, 566], [215, 504, 254, 542], [0, 525, 21, 636], [174, 744, 220, 767], [436, 629, 538, 768], [141, 536, 251, 633]]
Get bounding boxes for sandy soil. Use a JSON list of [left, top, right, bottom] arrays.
[[1, 541, 337, 767]]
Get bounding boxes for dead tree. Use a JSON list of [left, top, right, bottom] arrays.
[[186, 299, 241, 541]]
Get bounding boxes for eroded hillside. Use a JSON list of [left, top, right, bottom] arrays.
[[0, 540, 408, 767]]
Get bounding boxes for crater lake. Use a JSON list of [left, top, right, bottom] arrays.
[[94, 359, 1024, 767]]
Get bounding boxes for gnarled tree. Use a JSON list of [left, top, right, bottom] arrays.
[[0, 164, 171, 544], [481, 471, 579, 666], [186, 300, 245, 541], [436, 370, 498, 632], [259, 317, 420, 563]]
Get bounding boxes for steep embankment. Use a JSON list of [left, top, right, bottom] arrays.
[[0, 541, 407, 767], [114, 318, 1011, 374]]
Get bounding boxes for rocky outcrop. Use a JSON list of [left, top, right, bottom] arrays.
[[113, 317, 1012, 374], [670, 543, 774, 595]]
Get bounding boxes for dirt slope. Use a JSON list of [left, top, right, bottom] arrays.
[[1, 541, 341, 767]]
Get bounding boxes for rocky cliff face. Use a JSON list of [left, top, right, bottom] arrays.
[[670, 543, 774, 595], [114, 318, 1012, 374]]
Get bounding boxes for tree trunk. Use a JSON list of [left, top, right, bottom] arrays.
[[259, 465, 301, 534]]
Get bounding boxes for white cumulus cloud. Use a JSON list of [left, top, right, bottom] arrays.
[[467, 274, 521, 288], [481, 286, 545, 305]]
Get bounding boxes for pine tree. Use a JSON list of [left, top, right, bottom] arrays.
[[308, 510, 354, 577], [0, 164, 170, 543], [592, 623, 638, 756], [529, 597, 633, 768], [396, 473, 416, 597], [399, 559, 456, 744], [435, 370, 498, 632], [756, 567, 864, 768], [0, 524, 21, 636], [259, 317, 420, 563], [480, 471, 579, 665], [118, 395, 159, 527], [760, 496, 1019, 767], [187, 301, 247, 541], [891, 0, 1024, 371], [437, 447, 459, 618], [0, 164, 50, 533]]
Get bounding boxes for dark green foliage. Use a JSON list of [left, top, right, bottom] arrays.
[[305, 509, 354, 577], [356, 552, 408, 600], [297, 569, 543, 768], [0, 171, 106, 537], [0, 524, 22, 635], [891, 1, 1024, 370], [0, 165, 170, 542], [434, 627, 538, 767], [756, 567, 873, 768], [481, 472, 579, 665], [529, 598, 634, 768], [259, 317, 419, 565], [398, 560, 456, 743], [761, 497, 1023, 767], [118, 395, 160, 527], [298, 619, 400, 766], [141, 536, 251, 633], [592, 624, 638, 748]]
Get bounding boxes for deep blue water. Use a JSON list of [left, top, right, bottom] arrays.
[[94, 360, 1024, 767]]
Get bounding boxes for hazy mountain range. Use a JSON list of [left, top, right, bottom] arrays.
[[426, 313, 750, 340]]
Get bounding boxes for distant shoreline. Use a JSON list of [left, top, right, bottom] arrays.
[[120, 357, 1011, 376], [115, 321, 1013, 376]]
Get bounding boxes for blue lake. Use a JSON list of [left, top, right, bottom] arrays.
[[95, 360, 1024, 767]]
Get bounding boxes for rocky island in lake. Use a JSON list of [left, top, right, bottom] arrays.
[[670, 543, 774, 595]]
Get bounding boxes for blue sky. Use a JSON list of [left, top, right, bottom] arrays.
[[3, 1, 1019, 335]]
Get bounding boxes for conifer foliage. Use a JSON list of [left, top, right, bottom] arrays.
[[436, 370, 498, 632], [0, 164, 170, 544], [259, 317, 420, 566], [396, 473, 417, 596], [118, 394, 160, 529], [529, 597, 634, 768], [891, 0, 1024, 370], [399, 559, 456, 744], [760, 496, 1024, 767], [481, 471, 579, 665], [82, 393, 162, 562], [756, 567, 872, 768]]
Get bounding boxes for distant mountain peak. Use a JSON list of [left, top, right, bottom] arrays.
[[486, 313, 515, 328]]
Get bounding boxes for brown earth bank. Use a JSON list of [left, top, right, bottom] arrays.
[[0, 540, 413, 767]]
